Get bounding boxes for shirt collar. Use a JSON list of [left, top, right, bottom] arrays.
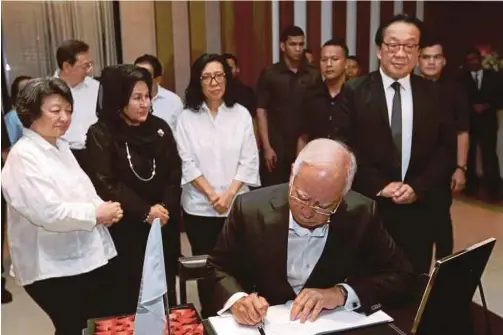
[[288, 211, 328, 238], [22, 128, 68, 152], [278, 58, 311, 74], [53, 70, 89, 89], [201, 101, 227, 113], [379, 67, 411, 91], [152, 85, 165, 101]]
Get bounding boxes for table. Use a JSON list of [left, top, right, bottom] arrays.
[[83, 300, 503, 335]]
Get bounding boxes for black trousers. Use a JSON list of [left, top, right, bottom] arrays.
[[377, 199, 435, 275], [183, 211, 225, 318], [24, 265, 112, 335], [434, 192, 454, 260], [466, 117, 501, 198]]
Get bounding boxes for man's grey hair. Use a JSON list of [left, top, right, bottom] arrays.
[[292, 139, 357, 194]]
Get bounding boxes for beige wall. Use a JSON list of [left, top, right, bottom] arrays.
[[119, 1, 157, 63]]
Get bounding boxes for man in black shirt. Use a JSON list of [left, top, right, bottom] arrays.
[[256, 25, 320, 186], [223, 53, 256, 117], [298, 38, 349, 153], [417, 38, 470, 259]]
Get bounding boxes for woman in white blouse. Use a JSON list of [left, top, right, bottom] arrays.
[[175, 53, 260, 316], [1, 78, 122, 335]]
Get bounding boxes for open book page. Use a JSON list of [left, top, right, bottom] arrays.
[[209, 302, 393, 335]]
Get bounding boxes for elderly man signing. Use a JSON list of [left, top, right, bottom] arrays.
[[207, 138, 414, 325]]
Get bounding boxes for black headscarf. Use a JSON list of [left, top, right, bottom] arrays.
[[96, 64, 168, 158]]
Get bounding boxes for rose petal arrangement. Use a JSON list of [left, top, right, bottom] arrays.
[[91, 305, 206, 335]]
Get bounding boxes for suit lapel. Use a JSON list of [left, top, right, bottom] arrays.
[[303, 201, 352, 289], [480, 70, 489, 92], [370, 71, 392, 128], [409, 75, 422, 169], [262, 186, 294, 297]]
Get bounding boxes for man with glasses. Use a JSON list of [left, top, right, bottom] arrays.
[[338, 14, 457, 274], [55, 40, 100, 169], [207, 139, 413, 325]]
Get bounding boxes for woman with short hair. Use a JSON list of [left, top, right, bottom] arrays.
[[1, 77, 122, 335]]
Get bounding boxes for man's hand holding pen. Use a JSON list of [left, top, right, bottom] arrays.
[[231, 293, 269, 326]]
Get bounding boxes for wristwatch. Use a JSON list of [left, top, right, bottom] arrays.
[[338, 285, 348, 305], [456, 165, 467, 173]]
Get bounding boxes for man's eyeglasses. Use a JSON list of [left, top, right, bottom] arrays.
[[200, 72, 226, 85], [383, 42, 419, 54], [288, 188, 340, 217], [75, 61, 93, 71]]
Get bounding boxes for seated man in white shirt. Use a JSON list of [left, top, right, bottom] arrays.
[[55, 39, 100, 169], [134, 54, 183, 133], [207, 139, 414, 325]]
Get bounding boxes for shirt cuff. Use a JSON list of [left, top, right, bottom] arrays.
[[217, 292, 249, 316], [337, 284, 361, 311]]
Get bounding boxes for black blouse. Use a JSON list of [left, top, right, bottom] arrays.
[[84, 115, 181, 222]]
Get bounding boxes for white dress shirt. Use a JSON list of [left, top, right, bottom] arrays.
[[471, 69, 483, 90], [152, 86, 183, 133], [380, 68, 413, 180], [175, 102, 260, 217], [218, 212, 361, 314], [55, 74, 100, 149], [1, 128, 117, 286]]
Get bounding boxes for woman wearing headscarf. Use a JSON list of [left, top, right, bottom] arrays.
[[84, 65, 181, 315]]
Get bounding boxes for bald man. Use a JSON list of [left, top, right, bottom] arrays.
[[207, 139, 413, 325]]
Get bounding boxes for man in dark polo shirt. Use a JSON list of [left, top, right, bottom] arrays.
[[417, 37, 470, 259], [256, 25, 320, 187], [297, 38, 349, 153]]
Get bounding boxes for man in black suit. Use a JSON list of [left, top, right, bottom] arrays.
[[207, 139, 413, 325], [461, 48, 503, 201], [338, 14, 457, 274]]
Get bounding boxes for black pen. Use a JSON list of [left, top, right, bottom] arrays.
[[253, 285, 267, 335]]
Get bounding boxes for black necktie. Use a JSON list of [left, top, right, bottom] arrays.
[[391, 82, 402, 158]]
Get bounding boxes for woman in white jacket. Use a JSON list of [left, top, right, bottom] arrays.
[[1, 78, 122, 335]]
